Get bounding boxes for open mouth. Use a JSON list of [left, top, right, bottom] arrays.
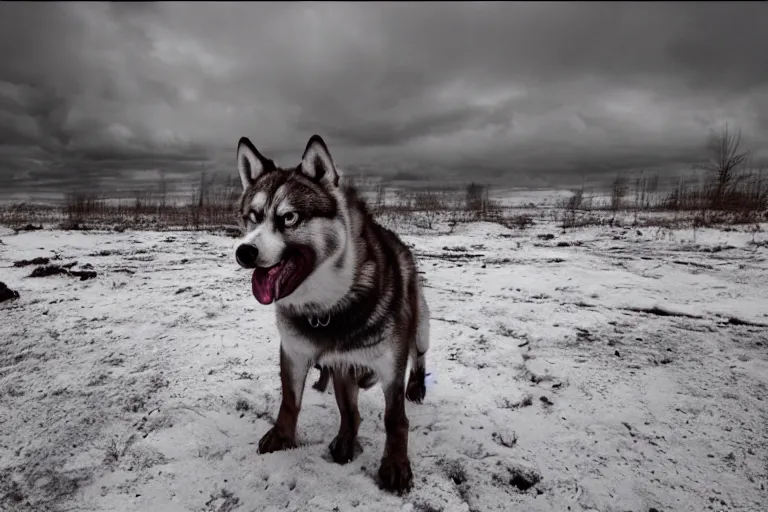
[[251, 246, 315, 305]]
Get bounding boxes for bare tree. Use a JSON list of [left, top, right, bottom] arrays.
[[157, 169, 168, 221], [158, 170, 168, 209], [561, 185, 584, 229], [699, 124, 750, 209], [610, 173, 628, 212], [465, 183, 487, 214], [412, 187, 443, 229], [373, 181, 386, 215]]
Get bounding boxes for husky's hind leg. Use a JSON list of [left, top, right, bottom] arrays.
[[312, 364, 331, 392], [406, 291, 429, 403]]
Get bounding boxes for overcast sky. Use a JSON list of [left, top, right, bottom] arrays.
[[1, 2, 767, 199]]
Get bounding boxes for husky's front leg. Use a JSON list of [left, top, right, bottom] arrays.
[[258, 346, 311, 454], [329, 368, 361, 463], [378, 369, 413, 493]]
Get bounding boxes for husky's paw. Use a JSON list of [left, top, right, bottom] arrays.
[[329, 434, 361, 464], [378, 455, 413, 494], [257, 427, 297, 454], [406, 368, 426, 403]]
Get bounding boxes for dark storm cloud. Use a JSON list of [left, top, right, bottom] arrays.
[[1, 1, 768, 199]]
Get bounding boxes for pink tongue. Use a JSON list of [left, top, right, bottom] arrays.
[[251, 265, 284, 305]]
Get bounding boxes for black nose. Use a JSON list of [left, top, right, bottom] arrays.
[[235, 244, 259, 268]]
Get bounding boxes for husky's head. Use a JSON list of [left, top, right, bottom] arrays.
[[234, 135, 354, 309]]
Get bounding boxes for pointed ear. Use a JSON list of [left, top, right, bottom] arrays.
[[237, 137, 275, 189], [300, 134, 340, 187]]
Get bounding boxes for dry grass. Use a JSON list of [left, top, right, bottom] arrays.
[[0, 175, 512, 233], [557, 165, 767, 230], [0, 173, 243, 233], [1, 171, 764, 235], [1, 131, 766, 234], [558, 126, 767, 229]]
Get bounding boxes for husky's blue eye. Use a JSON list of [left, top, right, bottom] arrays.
[[248, 210, 263, 224], [283, 212, 299, 227]]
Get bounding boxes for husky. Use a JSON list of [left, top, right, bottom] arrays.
[[233, 134, 430, 493]]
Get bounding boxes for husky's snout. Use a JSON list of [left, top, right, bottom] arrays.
[[235, 243, 259, 269]]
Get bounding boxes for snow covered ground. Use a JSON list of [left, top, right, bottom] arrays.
[[1, 219, 767, 512]]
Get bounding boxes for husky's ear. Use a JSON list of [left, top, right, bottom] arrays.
[[237, 137, 275, 189], [300, 134, 340, 187]]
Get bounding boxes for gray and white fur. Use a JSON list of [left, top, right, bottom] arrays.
[[233, 134, 430, 493]]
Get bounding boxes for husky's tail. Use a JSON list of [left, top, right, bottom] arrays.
[[406, 290, 430, 403]]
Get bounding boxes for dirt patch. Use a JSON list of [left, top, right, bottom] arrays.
[[70, 270, 97, 281], [88, 250, 117, 257], [13, 257, 50, 267], [624, 306, 703, 319], [28, 265, 97, 281], [495, 462, 542, 492], [203, 488, 241, 512], [418, 251, 486, 261], [13, 224, 43, 233], [0, 282, 20, 303], [671, 260, 714, 270], [491, 430, 518, 448], [29, 265, 70, 278], [498, 393, 534, 410], [0, 466, 91, 511], [723, 316, 768, 328], [58, 221, 91, 231]]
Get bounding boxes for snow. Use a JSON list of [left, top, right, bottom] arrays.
[[1, 219, 767, 512]]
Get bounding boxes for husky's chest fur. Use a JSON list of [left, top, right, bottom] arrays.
[[275, 208, 419, 382]]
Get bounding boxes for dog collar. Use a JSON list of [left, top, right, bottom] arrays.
[[308, 313, 331, 328]]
